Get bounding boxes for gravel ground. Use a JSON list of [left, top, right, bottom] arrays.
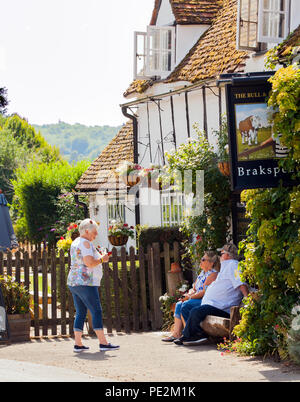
[[1, 331, 300, 382]]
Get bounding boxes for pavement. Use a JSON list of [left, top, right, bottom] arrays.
[[0, 331, 300, 382]]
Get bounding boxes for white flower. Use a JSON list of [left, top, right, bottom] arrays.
[[159, 293, 169, 302], [291, 305, 300, 316], [291, 316, 300, 332]]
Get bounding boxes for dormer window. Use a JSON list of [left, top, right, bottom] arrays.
[[237, 0, 290, 51], [134, 26, 175, 79], [258, 0, 290, 43]]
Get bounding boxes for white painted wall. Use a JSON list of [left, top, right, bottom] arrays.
[[156, 0, 175, 26], [290, 0, 300, 32], [136, 82, 225, 170], [88, 194, 136, 251], [176, 25, 210, 66]]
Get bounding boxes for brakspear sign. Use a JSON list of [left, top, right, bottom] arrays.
[[223, 72, 295, 191]]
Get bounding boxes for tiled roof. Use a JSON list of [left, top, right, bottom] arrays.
[[166, 0, 249, 83], [123, 79, 153, 98], [76, 121, 134, 192], [124, 0, 248, 97], [170, 0, 223, 25], [277, 24, 300, 62]]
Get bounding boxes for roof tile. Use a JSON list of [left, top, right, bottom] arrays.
[[166, 0, 249, 83], [76, 121, 134, 192]]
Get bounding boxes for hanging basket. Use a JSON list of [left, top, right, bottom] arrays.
[[147, 175, 170, 191], [121, 174, 141, 188], [218, 162, 230, 177], [108, 235, 129, 246]]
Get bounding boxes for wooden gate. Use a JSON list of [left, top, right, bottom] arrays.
[[0, 241, 181, 337]]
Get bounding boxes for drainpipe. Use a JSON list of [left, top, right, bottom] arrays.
[[74, 194, 89, 219], [121, 106, 140, 226]]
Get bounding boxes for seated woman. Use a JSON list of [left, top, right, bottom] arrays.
[[162, 251, 219, 342]]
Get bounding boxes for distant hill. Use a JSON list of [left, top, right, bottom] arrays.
[[33, 121, 123, 163]]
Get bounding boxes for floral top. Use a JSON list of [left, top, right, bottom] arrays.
[[194, 269, 217, 293], [67, 237, 103, 287]]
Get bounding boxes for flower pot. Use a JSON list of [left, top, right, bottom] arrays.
[[121, 174, 140, 188], [170, 262, 181, 273], [7, 313, 31, 343], [108, 235, 129, 246], [218, 161, 230, 177]]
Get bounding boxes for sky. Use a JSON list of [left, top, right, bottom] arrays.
[[0, 0, 154, 126]]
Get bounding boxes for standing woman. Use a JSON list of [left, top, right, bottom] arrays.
[[67, 219, 119, 352]]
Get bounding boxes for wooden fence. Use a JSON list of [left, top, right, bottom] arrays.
[[0, 242, 181, 338]]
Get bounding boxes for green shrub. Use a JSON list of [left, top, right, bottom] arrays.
[[0, 275, 30, 315]]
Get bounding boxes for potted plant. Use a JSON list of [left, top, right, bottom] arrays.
[[108, 220, 135, 246], [56, 221, 81, 253], [115, 161, 142, 187], [0, 275, 31, 342], [159, 280, 189, 330]]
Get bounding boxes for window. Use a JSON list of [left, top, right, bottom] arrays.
[[161, 192, 185, 227], [237, 0, 259, 50], [134, 26, 175, 79], [107, 200, 125, 226], [134, 32, 147, 79], [237, 0, 290, 50], [258, 0, 290, 43]]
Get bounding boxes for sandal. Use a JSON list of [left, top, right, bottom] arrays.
[[161, 336, 178, 342]]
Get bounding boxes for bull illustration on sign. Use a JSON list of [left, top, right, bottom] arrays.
[[236, 103, 275, 161], [239, 115, 262, 146]]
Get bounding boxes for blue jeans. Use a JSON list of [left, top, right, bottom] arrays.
[[68, 286, 103, 332], [182, 304, 230, 339], [174, 299, 202, 322]]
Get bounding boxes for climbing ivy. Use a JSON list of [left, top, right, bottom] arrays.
[[234, 59, 300, 360]]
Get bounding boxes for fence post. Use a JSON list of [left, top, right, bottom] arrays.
[[138, 246, 148, 331], [32, 251, 40, 337], [129, 246, 139, 331], [146, 244, 155, 329], [151, 243, 163, 330], [111, 247, 121, 332], [42, 250, 48, 336], [59, 249, 66, 335], [121, 247, 130, 333], [50, 249, 57, 336], [103, 262, 113, 334]]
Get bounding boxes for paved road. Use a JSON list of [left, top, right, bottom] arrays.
[[0, 331, 300, 382], [0, 359, 112, 382]]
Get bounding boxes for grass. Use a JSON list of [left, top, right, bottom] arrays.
[[236, 127, 275, 161]]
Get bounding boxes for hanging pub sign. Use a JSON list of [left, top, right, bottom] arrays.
[[220, 72, 295, 191]]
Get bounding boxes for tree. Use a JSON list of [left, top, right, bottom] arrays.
[[0, 87, 8, 114], [12, 160, 90, 244]]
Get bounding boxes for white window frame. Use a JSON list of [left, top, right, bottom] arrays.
[[107, 199, 125, 226], [258, 0, 290, 44], [134, 31, 147, 79], [236, 0, 259, 51], [161, 191, 185, 227], [133, 26, 175, 79], [146, 26, 175, 78]]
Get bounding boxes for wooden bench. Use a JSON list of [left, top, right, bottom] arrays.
[[200, 305, 241, 341]]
